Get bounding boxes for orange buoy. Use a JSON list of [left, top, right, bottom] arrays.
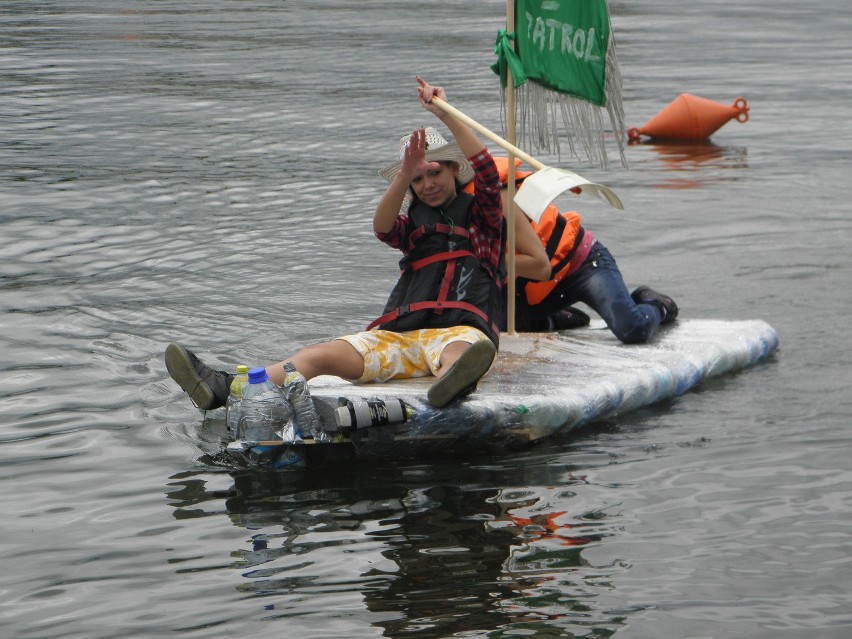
[[628, 94, 749, 142]]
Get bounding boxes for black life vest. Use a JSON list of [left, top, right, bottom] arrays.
[[368, 192, 505, 345]]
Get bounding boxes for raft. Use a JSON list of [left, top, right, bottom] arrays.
[[219, 319, 779, 469]]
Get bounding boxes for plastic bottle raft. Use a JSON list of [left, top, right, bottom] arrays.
[[213, 319, 780, 470], [628, 94, 749, 142]]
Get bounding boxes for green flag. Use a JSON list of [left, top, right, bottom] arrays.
[[492, 0, 626, 168], [515, 0, 610, 106]]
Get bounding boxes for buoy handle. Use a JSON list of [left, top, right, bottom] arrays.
[[627, 127, 642, 142], [733, 97, 749, 123]]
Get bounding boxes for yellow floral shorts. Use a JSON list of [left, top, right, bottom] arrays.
[[337, 326, 490, 383]]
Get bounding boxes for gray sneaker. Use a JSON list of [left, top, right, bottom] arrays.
[[631, 286, 679, 324], [427, 339, 496, 408], [165, 343, 233, 410]]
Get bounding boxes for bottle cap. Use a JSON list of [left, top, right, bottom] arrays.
[[236, 365, 249, 374], [247, 367, 268, 384]]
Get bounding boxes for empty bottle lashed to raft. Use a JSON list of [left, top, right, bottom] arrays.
[[237, 367, 293, 442], [334, 398, 412, 431], [225, 364, 249, 439], [283, 362, 331, 442]]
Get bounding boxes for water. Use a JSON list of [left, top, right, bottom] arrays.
[[2, 1, 851, 637]]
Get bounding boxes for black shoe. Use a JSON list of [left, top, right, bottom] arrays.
[[427, 339, 496, 408], [631, 286, 679, 324], [547, 306, 591, 330], [165, 343, 233, 410]]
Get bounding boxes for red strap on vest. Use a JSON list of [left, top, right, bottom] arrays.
[[408, 223, 471, 252], [408, 250, 501, 285], [408, 249, 474, 273], [369, 243, 501, 335], [366, 300, 499, 336], [434, 260, 456, 315]]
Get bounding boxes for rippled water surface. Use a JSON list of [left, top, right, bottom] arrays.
[[2, 1, 851, 637]]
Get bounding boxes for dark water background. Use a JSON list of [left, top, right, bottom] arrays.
[[2, 1, 851, 637]]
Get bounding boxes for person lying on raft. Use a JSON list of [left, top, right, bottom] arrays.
[[471, 157, 679, 340], [165, 78, 509, 413]]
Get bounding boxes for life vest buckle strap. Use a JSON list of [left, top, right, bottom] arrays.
[[408, 223, 472, 252], [549, 226, 585, 279], [544, 213, 568, 258], [367, 300, 500, 340], [409, 249, 474, 272]]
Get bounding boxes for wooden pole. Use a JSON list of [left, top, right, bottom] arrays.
[[432, 97, 552, 170], [505, 0, 517, 335]]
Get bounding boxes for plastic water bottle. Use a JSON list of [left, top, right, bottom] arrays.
[[282, 362, 329, 442], [238, 367, 293, 442], [334, 398, 411, 430], [225, 365, 249, 439]]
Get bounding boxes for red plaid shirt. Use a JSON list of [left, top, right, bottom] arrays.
[[376, 149, 504, 271]]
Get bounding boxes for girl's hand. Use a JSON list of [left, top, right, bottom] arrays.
[[399, 128, 438, 179], [416, 76, 447, 117]]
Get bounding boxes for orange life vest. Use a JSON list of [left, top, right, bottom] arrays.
[[466, 157, 584, 305]]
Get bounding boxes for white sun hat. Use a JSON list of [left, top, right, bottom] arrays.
[[378, 127, 474, 184]]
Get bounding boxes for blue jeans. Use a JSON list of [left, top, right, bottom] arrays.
[[513, 240, 662, 343]]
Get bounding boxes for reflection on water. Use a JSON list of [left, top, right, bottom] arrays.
[[4, 1, 852, 637], [631, 140, 750, 189], [167, 464, 626, 637]]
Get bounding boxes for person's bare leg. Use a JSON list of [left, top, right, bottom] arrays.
[[266, 339, 364, 385], [434, 340, 469, 377]]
